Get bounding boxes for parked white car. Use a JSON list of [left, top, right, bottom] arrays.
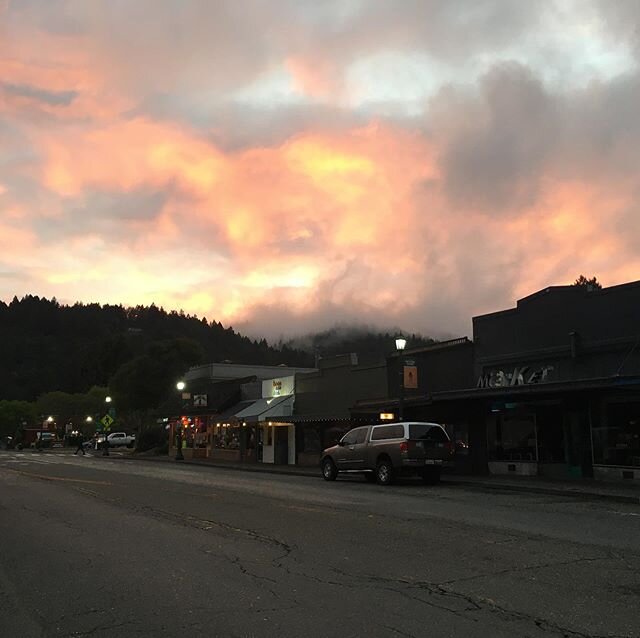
[[97, 432, 136, 448]]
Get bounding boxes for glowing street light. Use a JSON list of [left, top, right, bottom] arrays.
[[102, 396, 112, 456], [395, 337, 407, 421], [175, 382, 186, 460]]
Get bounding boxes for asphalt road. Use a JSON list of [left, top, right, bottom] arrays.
[[1, 450, 639, 638]]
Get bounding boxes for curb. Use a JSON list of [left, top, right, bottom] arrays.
[[110, 454, 640, 505], [117, 454, 319, 479], [441, 479, 640, 505]]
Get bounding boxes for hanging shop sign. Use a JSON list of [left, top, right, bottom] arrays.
[[193, 394, 208, 407], [477, 365, 554, 389], [403, 366, 418, 389]]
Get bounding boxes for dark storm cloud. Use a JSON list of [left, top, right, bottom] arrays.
[[1, 82, 78, 106], [35, 189, 170, 242], [434, 62, 560, 214], [560, 72, 640, 181]]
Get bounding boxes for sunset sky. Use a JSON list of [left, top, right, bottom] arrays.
[[1, 1, 640, 341]]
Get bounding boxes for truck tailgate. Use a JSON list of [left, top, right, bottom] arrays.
[[407, 439, 454, 461]]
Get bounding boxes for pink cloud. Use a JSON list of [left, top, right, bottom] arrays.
[[1, 2, 639, 340]]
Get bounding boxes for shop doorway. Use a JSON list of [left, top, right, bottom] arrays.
[[274, 426, 288, 465], [536, 403, 590, 479], [565, 409, 593, 478]]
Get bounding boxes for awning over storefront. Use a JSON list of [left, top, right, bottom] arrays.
[[234, 395, 294, 420], [213, 400, 256, 422]]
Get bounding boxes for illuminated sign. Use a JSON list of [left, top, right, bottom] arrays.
[[379, 413, 395, 420], [262, 376, 294, 398], [477, 365, 554, 388], [193, 394, 207, 407], [403, 366, 418, 389]]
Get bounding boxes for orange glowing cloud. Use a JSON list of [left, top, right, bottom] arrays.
[[3, 1, 640, 340], [38, 118, 226, 197], [24, 103, 640, 335]]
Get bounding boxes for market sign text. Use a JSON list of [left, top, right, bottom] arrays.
[[477, 365, 554, 389]]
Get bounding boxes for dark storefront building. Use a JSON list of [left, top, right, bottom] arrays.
[[169, 281, 640, 482], [355, 338, 479, 473], [471, 281, 640, 481], [360, 281, 640, 482], [167, 363, 316, 461], [276, 353, 388, 466]]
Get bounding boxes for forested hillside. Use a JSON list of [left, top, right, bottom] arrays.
[[0, 296, 437, 403], [0, 296, 311, 401], [285, 326, 436, 363]]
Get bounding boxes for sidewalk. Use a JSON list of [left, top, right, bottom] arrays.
[[123, 452, 640, 505]]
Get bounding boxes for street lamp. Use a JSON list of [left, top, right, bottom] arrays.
[[395, 338, 407, 421], [37, 415, 54, 451], [175, 382, 185, 460], [102, 397, 112, 456]]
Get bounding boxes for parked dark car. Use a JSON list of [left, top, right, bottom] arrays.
[[321, 422, 455, 485]]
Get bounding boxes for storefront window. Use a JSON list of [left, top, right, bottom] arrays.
[[323, 424, 351, 449], [592, 402, 640, 468], [442, 422, 469, 455], [487, 414, 537, 461], [193, 417, 207, 448], [299, 425, 322, 454], [212, 424, 241, 449]]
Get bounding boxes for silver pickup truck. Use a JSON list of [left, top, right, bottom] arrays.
[[321, 422, 455, 485]]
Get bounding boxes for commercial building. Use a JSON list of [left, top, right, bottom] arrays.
[[362, 280, 640, 482], [168, 363, 316, 462], [169, 280, 640, 483]]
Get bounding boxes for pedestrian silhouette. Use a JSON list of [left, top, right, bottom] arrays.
[[74, 432, 85, 455]]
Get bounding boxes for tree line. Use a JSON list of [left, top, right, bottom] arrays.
[[0, 295, 436, 444]]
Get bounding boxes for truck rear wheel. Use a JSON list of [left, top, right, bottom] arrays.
[[376, 459, 394, 486]]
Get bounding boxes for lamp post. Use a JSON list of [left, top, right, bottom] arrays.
[[38, 415, 54, 451], [175, 381, 185, 460], [395, 337, 407, 421], [103, 396, 112, 456], [83, 416, 92, 449]]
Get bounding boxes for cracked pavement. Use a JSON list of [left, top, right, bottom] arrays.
[[0, 451, 639, 637]]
